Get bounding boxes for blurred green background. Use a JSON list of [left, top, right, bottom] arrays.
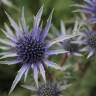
[[0, 0, 96, 96]]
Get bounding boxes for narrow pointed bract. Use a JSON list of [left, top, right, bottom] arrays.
[[9, 64, 30, 94], [40, 9, 53, 41], [52, 19, 82, 56], [32, 6, 43, 39]]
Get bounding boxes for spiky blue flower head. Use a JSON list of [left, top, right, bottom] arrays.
[[37, 82, 60, 96], [0, 6, 74, 94], [74, 0, 96, 14], [51, 19, 82, 56], [80, 30, 96, 58], [74, 0, 96, 23], [22, 81, 71, 96]]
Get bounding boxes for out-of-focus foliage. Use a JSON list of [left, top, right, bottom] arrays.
[[0, 0, 96, 96]]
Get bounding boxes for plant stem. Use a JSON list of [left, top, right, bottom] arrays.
[[59, 54, 68, 66]]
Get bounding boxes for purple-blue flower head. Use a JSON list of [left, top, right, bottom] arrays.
[[74, 0, 96, 14], [79, 30, 96, 58], [51, 20, 82, 56], [74, 0, 96, 23], [0, 6, 74, 94], [22, 81, 71, 96]]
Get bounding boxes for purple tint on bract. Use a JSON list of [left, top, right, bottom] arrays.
[[22, 81, 71, 96], [0, 6, 74, 94], [79, 31, 96, 58], [51, 20, 82, 57], [75, 0, 96, 14]]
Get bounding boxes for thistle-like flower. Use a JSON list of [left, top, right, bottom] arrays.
[[52, 20, 82, 56], [0, 6, 74, 94], [74, 0, 96, 14], [22, 81, 71, 96], [79, 30, 96, 58], [74, 0, 96, 23]]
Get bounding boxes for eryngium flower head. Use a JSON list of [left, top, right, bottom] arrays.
[[80, 30, 96, 58], [74, 0, 96, 23], [62, 39, 81, 56], [22, 81, 71, 96], [51, 20, 82, 56], [37, 82, 60, 96], [73, 0, 96, 14], [0, 6, 73, 94]]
